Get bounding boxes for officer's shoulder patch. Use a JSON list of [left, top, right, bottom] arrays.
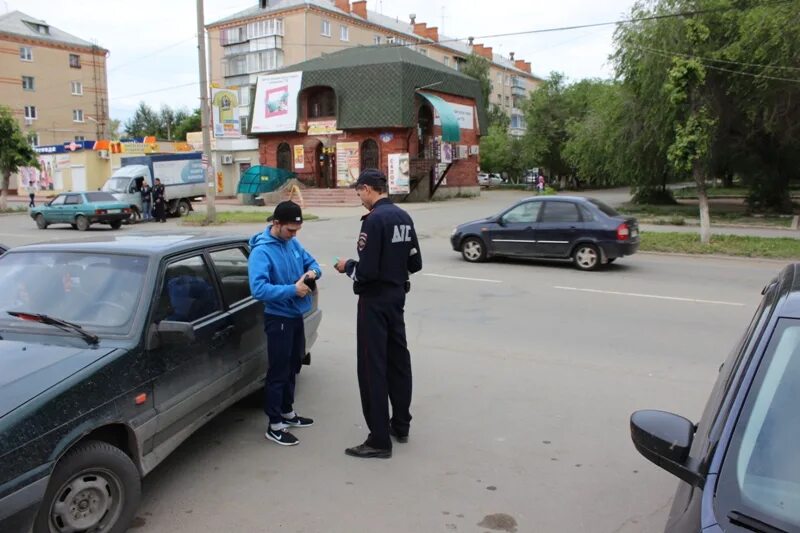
[[357, 232, 368, 251]]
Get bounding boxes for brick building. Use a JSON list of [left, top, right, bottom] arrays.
[[252, 46, 486, 199]]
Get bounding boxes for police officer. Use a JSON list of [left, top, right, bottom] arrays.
[[152, 178, 167, 223], [334, 169, 422, 459]]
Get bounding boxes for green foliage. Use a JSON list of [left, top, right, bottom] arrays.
[[173, 109, 202, 142], [0, 106, 40, 208], [123, 102, 198, 141], [640, 232, 800, 259], [461, 54, 493, 118]]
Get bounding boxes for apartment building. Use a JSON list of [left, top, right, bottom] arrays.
[[0, 11, 109, 147], [207, 0, 540, 137]]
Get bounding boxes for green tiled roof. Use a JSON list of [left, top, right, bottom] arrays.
[[276, 46, 488, 135]]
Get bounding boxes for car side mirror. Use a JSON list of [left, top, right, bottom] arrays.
[[630, 410, 703, 487], [496, 217, 507, 227], [154, 320, 195, 347]]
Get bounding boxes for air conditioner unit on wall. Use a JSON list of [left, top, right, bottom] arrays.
[[221, 154, 234, 165]]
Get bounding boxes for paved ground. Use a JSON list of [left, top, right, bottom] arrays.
[[2, 191, 792, 532]]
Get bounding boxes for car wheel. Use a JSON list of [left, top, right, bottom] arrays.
[[35, 214, 47, 230], [573, 243, 600, 271], [34, 440, 140, 533], [75, 215, 90, 231], [109, 220, 122, 230], [177, 200, 191, 217], [461, 237, 487, 263]]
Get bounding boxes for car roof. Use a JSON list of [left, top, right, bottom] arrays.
[[7, 232, 251, 258], [519, 195, 591, 203], [773, 263, 800, 319]]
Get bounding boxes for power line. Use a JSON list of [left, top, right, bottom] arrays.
[[635, 45, 800, 73]]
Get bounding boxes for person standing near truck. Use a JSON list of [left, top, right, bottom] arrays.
[[152, 178, 167, 223], [140, 182, 153, 221]]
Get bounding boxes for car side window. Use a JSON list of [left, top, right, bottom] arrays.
[[541, 202, 580, 223], [209, 247, 252, 307], [579, 205, 596, 222], [154, 255, 222, 323], [65, 195, 84, 205], [49, 195, 66, 206], [503, 202, 541, 224]]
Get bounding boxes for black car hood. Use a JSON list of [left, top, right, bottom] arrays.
[[0, 340, 114, 420], [459, 216, 495, 228]]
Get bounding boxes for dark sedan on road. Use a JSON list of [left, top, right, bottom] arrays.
[[30, 191, 132, 231], [450, 196, 639, 270], [631, 263, 800, 532], [0, 234, 322, 533]]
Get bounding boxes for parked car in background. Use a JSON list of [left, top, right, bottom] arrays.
[[30, 191, 132, 231], [630, 263, 800, 532], [0, 234, 322, 533], [450, 196, 639, 270], [478, 172, 504, 187]]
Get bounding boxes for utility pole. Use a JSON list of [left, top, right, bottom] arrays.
[[196, 0, 216, 222]]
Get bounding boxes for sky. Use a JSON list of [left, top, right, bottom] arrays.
[[6, 0, 636, 124]]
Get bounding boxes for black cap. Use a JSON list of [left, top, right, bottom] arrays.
[[267, 201, 303, 223], [355, 168, 387, 189]]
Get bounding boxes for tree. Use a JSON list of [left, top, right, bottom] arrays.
[[172, 108, 201, 141], [159, 105, 177, 140], [479, 124, 512, 175], [522, 72, 574, 183], [123, 102, 160, 138], [108, 119, 122, 140], [0, 106, 40, 210], [462, 54, 493, 119]]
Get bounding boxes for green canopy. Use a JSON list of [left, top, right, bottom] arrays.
[[417, 92, 461, 143], [237, 166, 295, 194]]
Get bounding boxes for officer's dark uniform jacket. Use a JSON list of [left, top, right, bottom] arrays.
[[345, 198, 422, 295]]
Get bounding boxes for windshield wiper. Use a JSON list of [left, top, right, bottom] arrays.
[[728, 511, 787, 533], [7, 311, 99, 345]]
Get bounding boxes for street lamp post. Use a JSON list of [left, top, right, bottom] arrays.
[[196, 0, 216, 222]]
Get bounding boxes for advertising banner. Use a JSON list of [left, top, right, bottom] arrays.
[[307, 119, 342, 135], [251, 71, 303, 133], [293, 145, 305, 169], [388, 153, 410, 194], [153, 158, 206, 185], [336, 142, 360, 187], [211, 88, 241, 138]]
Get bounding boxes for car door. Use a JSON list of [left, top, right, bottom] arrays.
[[536, 201, 582, 257], [63, 193, 84, 223], [149, 253, 239, 449], [45, 194, 67, 223], [486, 200, 542, 257], [207, 246, 266, 393]]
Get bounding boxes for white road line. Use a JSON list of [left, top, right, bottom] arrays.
[[553, 286, 745, 306], [424, 273, 503, 283]]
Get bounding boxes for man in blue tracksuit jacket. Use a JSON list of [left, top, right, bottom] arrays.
[[249, 201, 321, 447]]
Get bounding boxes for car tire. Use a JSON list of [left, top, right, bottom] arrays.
[[109, 220, 122, 230], [35, 214, 47, 230], [573, 243, 600, 271], [75, 215, 90, 231], [33, 440, 141, 533], [461, 237, 487, 263], [177, 200, 191, 217]]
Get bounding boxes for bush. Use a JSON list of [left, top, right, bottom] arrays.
[[632, 188, 677, 205]]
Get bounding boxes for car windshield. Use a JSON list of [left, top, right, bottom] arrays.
[[716, 318, 800, 530], [102, 178, 129, 193], [0, 251, 149, 331], [85, 192, 118, 202], [588, 199, 620, 217]]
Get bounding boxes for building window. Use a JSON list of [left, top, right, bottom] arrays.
[[239, 86, 251, 107], [340, 25, 349, 41], [361, 139, 379, 170], [307, 87, 336, 118], [27, 133, 39, 146], [22, 76, 35, 91], [443, 57, 449, 67], [24, 106, 37, 120], [374, 35, 382, 45], [277, 143, 292, 171], [20, 46, 33, 61], [69, 54, 81, 68], [73, 109, 84, 122], [71, 81, 83, 95], [321, 19, 331, 37], [74, 135, 85, 142], [240, 115, 249, 134]]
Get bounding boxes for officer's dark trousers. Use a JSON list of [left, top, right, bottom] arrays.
[[263, 314, 305, 426], [357, 291, 413, 450]]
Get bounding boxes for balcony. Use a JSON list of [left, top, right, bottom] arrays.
[[512, 85, 526, 97], [224, 36, 283, 57]]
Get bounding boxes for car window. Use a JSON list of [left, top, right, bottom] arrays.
[[716, 319, 800, 531], [503, 202, 541, 224], [209, 247, 252, 307], [49, 195, 66, 206], [155, 255, 222, 323], [65, 195, 84, 205], [541, 202, 580, 223], [579, 205, 596, 222], [588, 198, 620, 217]]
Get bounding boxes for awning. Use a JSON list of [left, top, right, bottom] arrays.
[[417, 92, 460, 143], [237, 166, 295, 194]]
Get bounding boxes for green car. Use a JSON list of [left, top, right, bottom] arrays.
[[30, 191, 132, 231]]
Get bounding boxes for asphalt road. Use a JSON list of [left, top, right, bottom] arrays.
[[1, 192, 791, 532]]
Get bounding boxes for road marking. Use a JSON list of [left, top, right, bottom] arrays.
[[553, 286, 745, 306], [424, 273, 503, 283]]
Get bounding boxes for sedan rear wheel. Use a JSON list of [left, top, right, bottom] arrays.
[[35, 213, 48, 230], [573, 243, 600, 271], [75, 215, 90, 231], [461, 237, 487, 263]]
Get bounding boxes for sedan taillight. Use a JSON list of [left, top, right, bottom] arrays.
[[95, 209, 108, 215], [616, 223, 630, 241]]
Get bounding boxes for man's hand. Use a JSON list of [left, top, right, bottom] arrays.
[[305, 269, 317, 280], [334, 258, 349, 273], [295, 275, 312, 297]]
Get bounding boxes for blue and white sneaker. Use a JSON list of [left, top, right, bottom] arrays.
[[282, 414, 314, 428]]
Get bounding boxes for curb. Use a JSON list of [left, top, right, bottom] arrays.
[[639, 251, 793, 264]]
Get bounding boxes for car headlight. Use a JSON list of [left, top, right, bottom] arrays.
[[451, 227, 458, 236]]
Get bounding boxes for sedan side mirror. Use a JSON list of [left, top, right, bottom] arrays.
[[630, 410, 703, 487], [496, 217, 507, 227], [155, 320, 195, 347]]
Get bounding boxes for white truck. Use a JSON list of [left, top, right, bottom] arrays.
[[101, 154, 207, 217]]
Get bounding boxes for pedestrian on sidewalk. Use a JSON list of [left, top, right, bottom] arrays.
[[27, 184, 36, 207], [248, 201, 321, 447], [334, 169, 423, 459]]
